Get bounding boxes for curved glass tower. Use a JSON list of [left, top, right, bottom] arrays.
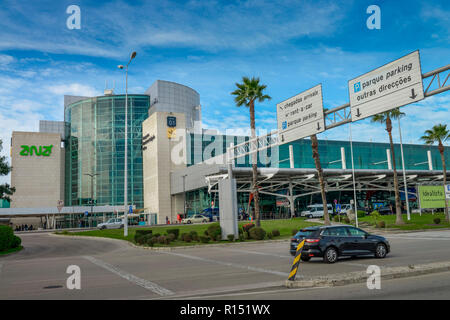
[[64, 94, 150, 208]]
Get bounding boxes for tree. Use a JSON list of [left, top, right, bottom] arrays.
[[231, 76, 271, 227], [310, 134, 330, 225], [371, 108, 405, 225], [420, 124, 449, 222], [0, 138, 15, 202]]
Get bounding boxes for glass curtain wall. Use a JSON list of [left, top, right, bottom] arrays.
[[65, 95, 149, 208]]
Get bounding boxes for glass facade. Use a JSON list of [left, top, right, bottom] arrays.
[[184, 134, 450, 216], [64, 95, 150, 208]]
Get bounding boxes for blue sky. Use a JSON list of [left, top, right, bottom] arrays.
[[0, 0, 449, 183]]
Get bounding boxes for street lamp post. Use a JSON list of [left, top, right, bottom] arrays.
[[118, 51, 137, 237], [84, 173, 99, 228]]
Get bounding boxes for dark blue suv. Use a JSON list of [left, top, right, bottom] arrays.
[[290, 225, 390, 263]]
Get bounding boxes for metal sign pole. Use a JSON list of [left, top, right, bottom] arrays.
[[398, 117, 411, 221], [349, 122, 358, 228]]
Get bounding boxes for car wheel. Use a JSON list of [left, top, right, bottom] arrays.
[[300, 256, 311, 262], [187, 221, 192, 224], [119, 224, 124, 229], [202, 220, 207, 223], [375, 243, 387, 259], [307, 214, 313, 219], [102, 226, 106, 230], [323, 247, 338, 264]]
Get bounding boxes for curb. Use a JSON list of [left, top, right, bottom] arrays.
[[50, 233, 289, 251], [285, 261, 450, 288]]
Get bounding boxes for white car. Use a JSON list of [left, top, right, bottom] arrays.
[[301, 204, 333, 218], [181, 214, 209, 224], [97, 218, 124, 230]]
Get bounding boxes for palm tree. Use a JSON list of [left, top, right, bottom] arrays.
[[310, 134, 330, 225], [420, 124, 449, 222], [371, 108, 405, 225], [231, 76, 271, 227]]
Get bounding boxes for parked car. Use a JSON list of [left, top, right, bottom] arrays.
[[336, 204, 352, 215], [201, 208, 219, 222], [300, 204, 333, 218], [181, 214, 209, 224], [289, 225, 390, 263], [97, 218, 124, 230]]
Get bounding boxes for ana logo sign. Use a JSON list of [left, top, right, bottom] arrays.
[[19, 145, 53, 157]]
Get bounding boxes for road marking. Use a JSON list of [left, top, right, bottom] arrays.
[[220, 248, 292, 259], [83, 256, 174, 296], [387, 236, 450, 241], [162, 251, 290, 278]]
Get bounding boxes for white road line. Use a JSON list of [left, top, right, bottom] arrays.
[[220, 247, 292, 259], [162, 251, 290, 277], [387, 236, 450, 241], [83, 256, 174, 296]]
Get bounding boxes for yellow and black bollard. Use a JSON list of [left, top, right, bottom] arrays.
[[288, 239, 305, 281]]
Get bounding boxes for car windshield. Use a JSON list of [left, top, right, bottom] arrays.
[[107, 219, 115, 223]]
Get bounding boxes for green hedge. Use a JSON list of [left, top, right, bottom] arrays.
[[0, 226, 21, 252]]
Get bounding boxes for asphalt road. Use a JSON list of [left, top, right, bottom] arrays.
[[1, 229, 450, 299]]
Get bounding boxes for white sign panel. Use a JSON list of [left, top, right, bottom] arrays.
[[348, 50, 424, 121], [277, 84, 325, 144]]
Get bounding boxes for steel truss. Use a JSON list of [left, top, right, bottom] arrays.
[[228, 64, 450, 161]]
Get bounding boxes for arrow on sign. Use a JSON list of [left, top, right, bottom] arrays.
[[410, 88, 418, 99], [356, 108, 362, 117], [317, 122, 321, 130]]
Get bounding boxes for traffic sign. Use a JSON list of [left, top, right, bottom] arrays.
[[129, 205, 133, 214], [348, 50, 424, 121], [446, 184, 450, 200], [84, 211, 89, 216], [277, 84, 325, 144]]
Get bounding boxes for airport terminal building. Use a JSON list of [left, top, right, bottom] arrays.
[[4, 80, 450, 228]]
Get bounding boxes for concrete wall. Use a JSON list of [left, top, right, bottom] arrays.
[[142, 112, 187, 224], [10, 132, 64, 208]]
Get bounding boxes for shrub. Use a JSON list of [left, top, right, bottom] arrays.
[[199, 236, 210, 243], [11, 235, 21, 249], [267, 232, 273, 240], [377, 221, 386, 228], [342, 217, 351, 224], [357, 210, 366, 218], [272, 229, 280, 237], [434, 217, 441, 225], [167, 229, 180, 240], [0, 225, 14, 251], [291, 229, 298, 236], [207, 224, 222, 239], [180, 233, 188, 241], [135, 234, 150, 245], [158, 235, 170, 245], [189, 231, 199, 241], [153, 233, 161, 238], [227, 234, 235, 242], [145, 236, 155, 247], [333, 216, 340, 222], [238, 228, 243, 235], [183, 234, 192, 242], [238, 234, 245, 242], [135, 229, 152, 238], [243, 231, 250, 240], [167, 233, 176, 241], [242, 223, 255, 233], [249, 227, 266, 240]]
